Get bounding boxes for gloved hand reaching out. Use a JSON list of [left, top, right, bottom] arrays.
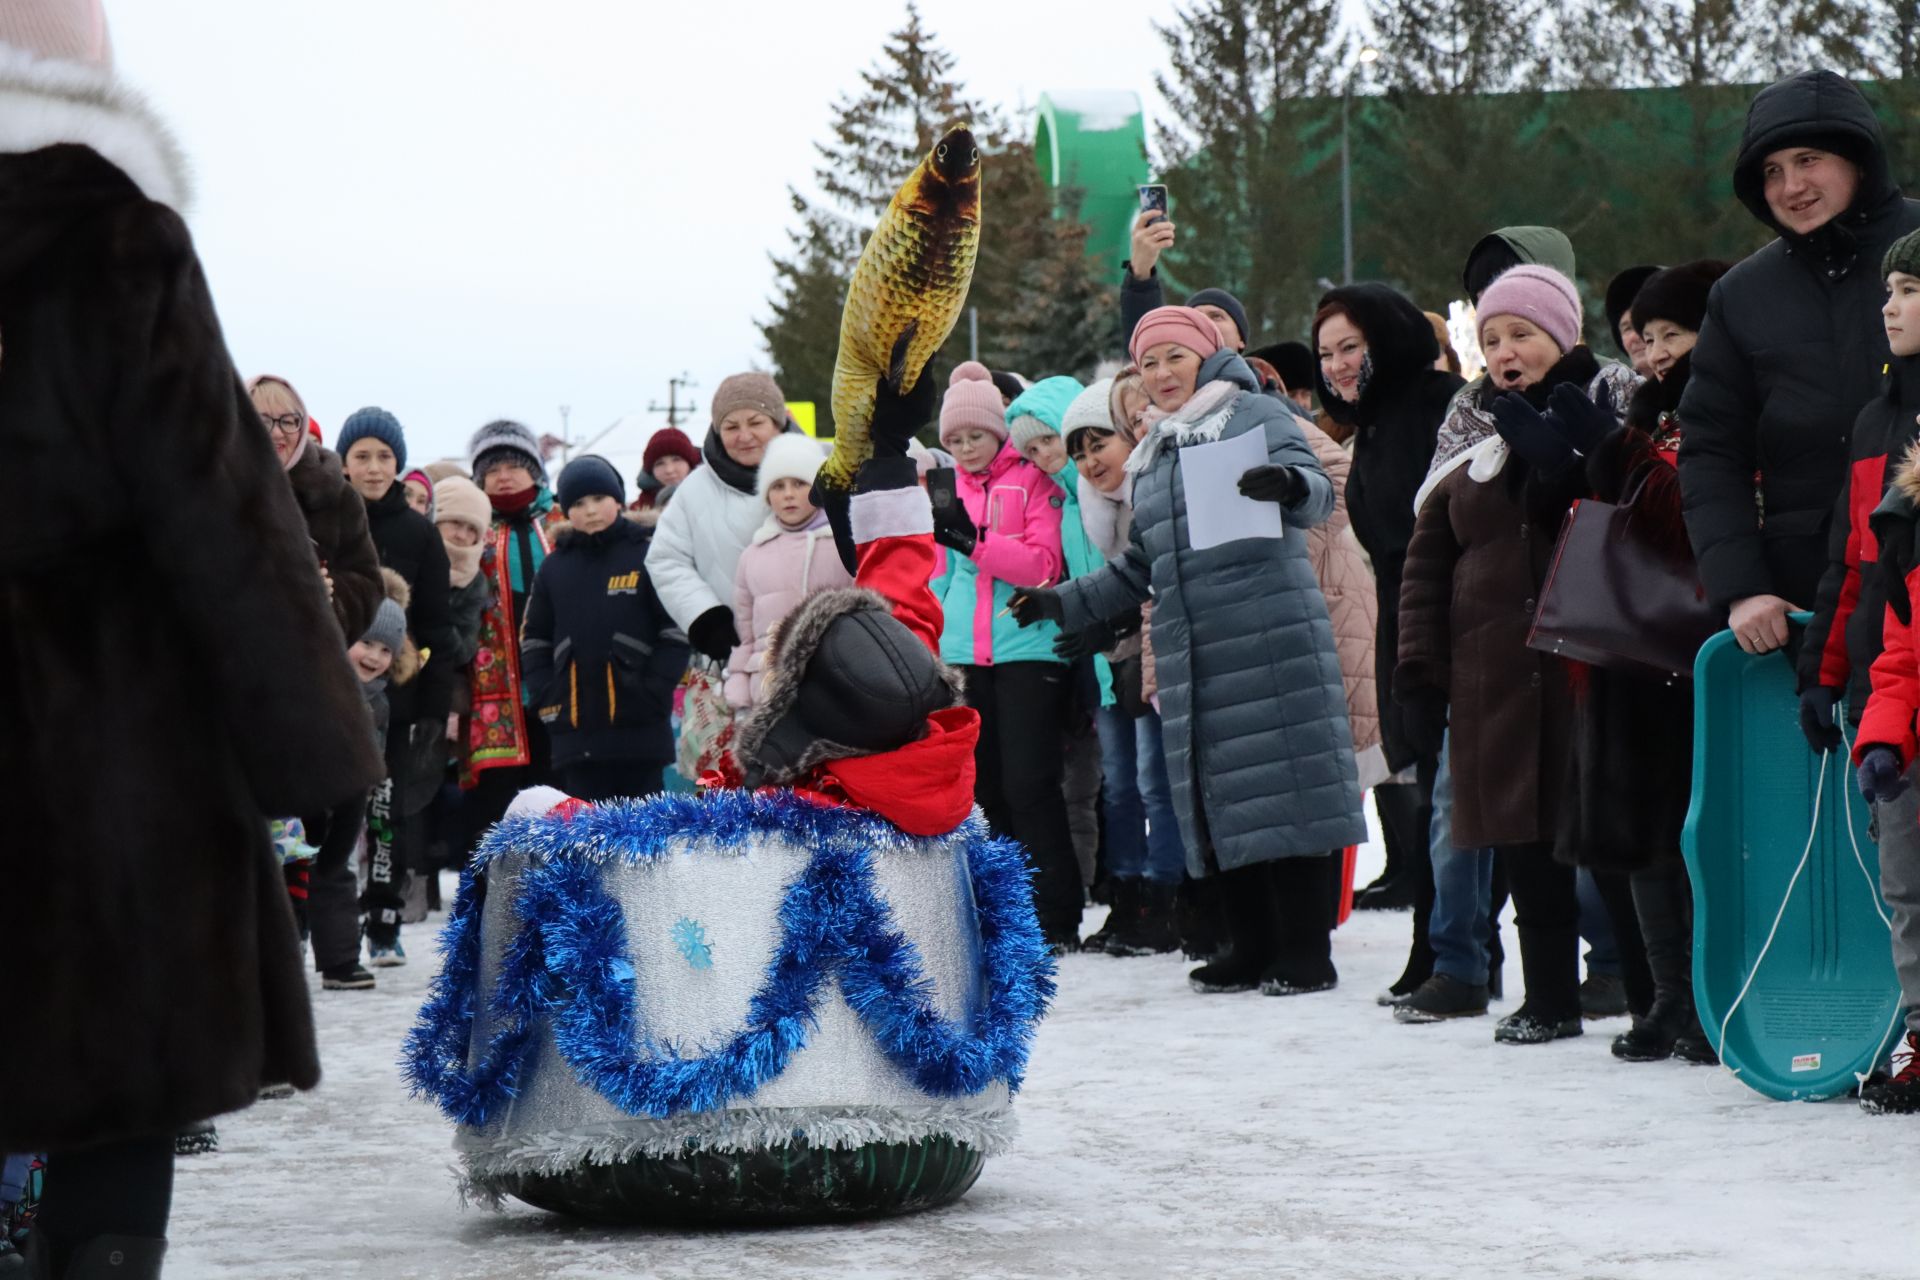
[[1858, 745, 1910, 806], [1237, 464, 1307, 506]]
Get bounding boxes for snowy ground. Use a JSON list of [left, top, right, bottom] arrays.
[[170, 814, 1917, 1280]]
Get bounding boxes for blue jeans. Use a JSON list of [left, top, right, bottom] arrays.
[[1428, 735, 1496, 985], [1095, 706, 1186, 883]]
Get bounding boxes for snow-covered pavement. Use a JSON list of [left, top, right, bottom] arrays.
[[169, 828, 1915, 1279]]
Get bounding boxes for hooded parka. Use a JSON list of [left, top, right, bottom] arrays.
[[1678, 70, 1920, 611]]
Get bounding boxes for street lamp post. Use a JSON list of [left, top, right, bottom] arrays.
[[1341, 46, 1380, 286]]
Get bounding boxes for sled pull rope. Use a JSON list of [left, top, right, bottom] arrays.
[[1837, 719, 1906, 1092], [1714, 752, 1822, 1077]]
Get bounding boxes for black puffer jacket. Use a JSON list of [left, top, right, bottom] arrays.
[[1316, 283, 1465, 770], [1678, 70, 1920, 610], [365, 483, 457, 728]]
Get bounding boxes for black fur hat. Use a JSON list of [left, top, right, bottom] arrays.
[[1604, 265, 1661, 354], [1630, 260, 1734, 336], [734, 587, 964, 786]]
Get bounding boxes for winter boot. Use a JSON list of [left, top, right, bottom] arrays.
[[1260, 854, 1340, 996], [322, 963, 376, 991], [1355, 781, 1417, 910], [1189, 866, 1278, 993], [1385, 824, 1438, 997], [1108, 881, 1179, 957], [1176, 876, 1225, 961], [1395, 973, 1491, 1023], [1860, 1032, 1920, 1114], [1579, 972, 1628, 1019], [1083, 878, 1140, 954], [368, 936, 408, 968], [1672, 1028, 1721, 1065], [1613, 863, 1701, 1062], [173, 1121, 217, 1157], [1494, 1004, 1585, 1044]]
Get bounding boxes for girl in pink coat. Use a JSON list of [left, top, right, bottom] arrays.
[[725, 433, 853, 711]]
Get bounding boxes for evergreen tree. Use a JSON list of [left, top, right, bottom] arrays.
[[758, 193, 860, 438], [1150, 0, 1347, 345]]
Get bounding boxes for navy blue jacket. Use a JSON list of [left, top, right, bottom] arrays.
[[521, 518, 689, 769]]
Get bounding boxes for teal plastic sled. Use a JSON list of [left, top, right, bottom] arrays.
[[1683, 623, 1903, 1101]]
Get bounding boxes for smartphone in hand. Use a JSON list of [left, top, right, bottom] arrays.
[[927, 467, 959, 515], [1138, 184, 1169, 223]]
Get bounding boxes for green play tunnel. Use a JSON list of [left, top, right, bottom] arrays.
[[1033, 92, 1151, 273]]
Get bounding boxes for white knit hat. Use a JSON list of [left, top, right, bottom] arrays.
[[1061, 378, 1118, 448], [755, 432, 827, 501], [0, 0, 111, 68]]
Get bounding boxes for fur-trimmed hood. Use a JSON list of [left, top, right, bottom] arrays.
[[735, 585, 966, 787], [0, 41, 189, 211]]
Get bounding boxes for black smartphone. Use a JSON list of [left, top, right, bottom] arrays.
[[1138, 184, 1169, 221], [927, 467, 959, 515]]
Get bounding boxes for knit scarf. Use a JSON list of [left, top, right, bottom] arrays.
[[1125, 378, 1245, 475], [1077, 469, 1133, 561], [490, 487, 555, 598], [704, 426, 761, 494], [444, 538, 483, 589]]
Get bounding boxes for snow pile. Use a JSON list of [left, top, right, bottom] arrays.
[[167, 810, 1914, 1279]]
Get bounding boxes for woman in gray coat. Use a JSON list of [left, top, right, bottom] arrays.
[[1014, 306, 1366, 996]]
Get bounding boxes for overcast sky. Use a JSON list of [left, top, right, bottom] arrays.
[[108, 1, 1226, 468]]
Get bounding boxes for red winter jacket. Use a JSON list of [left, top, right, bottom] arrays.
[[1855, 447, 1920, 767]]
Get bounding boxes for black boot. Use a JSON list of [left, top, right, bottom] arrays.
[[1261, 854, 1340, 995], [1109, 880, 1179, 956], [1189, 866, 1277, 993], [1612, 862, 1700, 1062], [1176, 875, 1225, 961], [1355, 782, 1418, 910], [23, 1234, 166, 1280], [1083, 878, 1139, 954], [1501, 859, 1581, 1043]]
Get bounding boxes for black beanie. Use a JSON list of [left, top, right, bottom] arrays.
[[1184, 288, 1252, 348], [1248, 341, 1316, 395], [1604, 266, 1662, 354], [556, 454, 626, 510], [1630, 260, 1734, 336]]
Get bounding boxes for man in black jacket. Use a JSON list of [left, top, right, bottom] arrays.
[[1678, 70, 1920, 657]]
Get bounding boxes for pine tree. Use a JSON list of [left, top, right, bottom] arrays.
[[758, 193, 860, 438], [1354, 0, 1580, 314], [1149, 0, 1347, 345]]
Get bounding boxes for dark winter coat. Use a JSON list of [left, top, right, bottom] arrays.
[[1797, 357, 1920, 718], [522, 518, 689, 771], [1678, 70, 1920, 611], [447, 572, 490, 671], [0, 141, 383, 1151], [1555, 426, 1696, 872], [286, 443, 383, 642], [1398, 349, 1613, 849], [1057, 352, 1366, 876], [365, 484, 458, 810], [1316, 283, 1466, 771]]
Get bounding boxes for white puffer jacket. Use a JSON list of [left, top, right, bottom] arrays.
[[645, 463, 768, 632]]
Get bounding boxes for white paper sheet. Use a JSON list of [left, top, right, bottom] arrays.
[[1178, 428, 1286, 551]]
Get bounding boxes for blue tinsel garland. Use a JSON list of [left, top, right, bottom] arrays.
[[402, 789, 1056, 1129]]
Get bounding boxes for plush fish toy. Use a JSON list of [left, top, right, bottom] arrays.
[[819, 124, 982, 489]]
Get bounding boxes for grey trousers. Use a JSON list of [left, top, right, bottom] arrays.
[[1875, 781, 1920, 1034], [1063, 720, 1104, 888]]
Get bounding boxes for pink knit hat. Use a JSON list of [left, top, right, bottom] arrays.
[[939, 362, 1010, 446], [1476, 264, 1583, 355], [1128, 305, 1223, 366], [0, 0, 111, 68]]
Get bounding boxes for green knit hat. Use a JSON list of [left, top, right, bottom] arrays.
[[1885, 227, 1920, 280]]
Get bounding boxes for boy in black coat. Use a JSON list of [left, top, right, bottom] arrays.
[[523, 456, 691, 801]]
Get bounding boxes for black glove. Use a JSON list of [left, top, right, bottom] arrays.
[[1009, 587, 1066, 628], [1545, 382, 1617, 456], [871, 366, 938, 460], [687, 605, 739, 665], [1858, 745, 1910, 805], [1397, 686, 1449, 760], [1053, 618, 1119, 662], [1237, 464, 1308, 506], [1491, 394, 1578, 476], [932, 512, 978, 557], [1880, 517, 1917, 627], [1798, 685, 1843, 755]]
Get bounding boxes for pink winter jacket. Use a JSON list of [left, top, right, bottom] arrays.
[[725, 513, 854, 709]]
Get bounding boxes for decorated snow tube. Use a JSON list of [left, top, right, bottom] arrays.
[[405, 788, 1054, 1224]]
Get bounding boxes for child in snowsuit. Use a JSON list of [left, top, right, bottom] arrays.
[[726, 433, 852, 712], [522, 456, 690, 802], [1838, 231, 1920, 1115]]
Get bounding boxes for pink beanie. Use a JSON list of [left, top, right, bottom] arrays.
[[1129, 305, 1223, 366], [0, 0, 111, 68], [940, 362, 1010, 446], [1477, 264, 1582, 355]]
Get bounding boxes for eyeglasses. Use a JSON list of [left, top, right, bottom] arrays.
[[261, 413, 305, 436]]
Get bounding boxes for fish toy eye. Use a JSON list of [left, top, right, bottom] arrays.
[[970, 148, 979, 165], [937, 144, 949, 161]]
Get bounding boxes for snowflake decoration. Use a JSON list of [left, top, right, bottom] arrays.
[[671, 917, 713, 970]]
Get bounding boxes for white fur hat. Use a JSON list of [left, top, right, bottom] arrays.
[[755, 432, 827, 501]]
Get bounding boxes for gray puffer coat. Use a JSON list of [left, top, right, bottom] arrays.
[[1057, 352, 1366, 876]]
